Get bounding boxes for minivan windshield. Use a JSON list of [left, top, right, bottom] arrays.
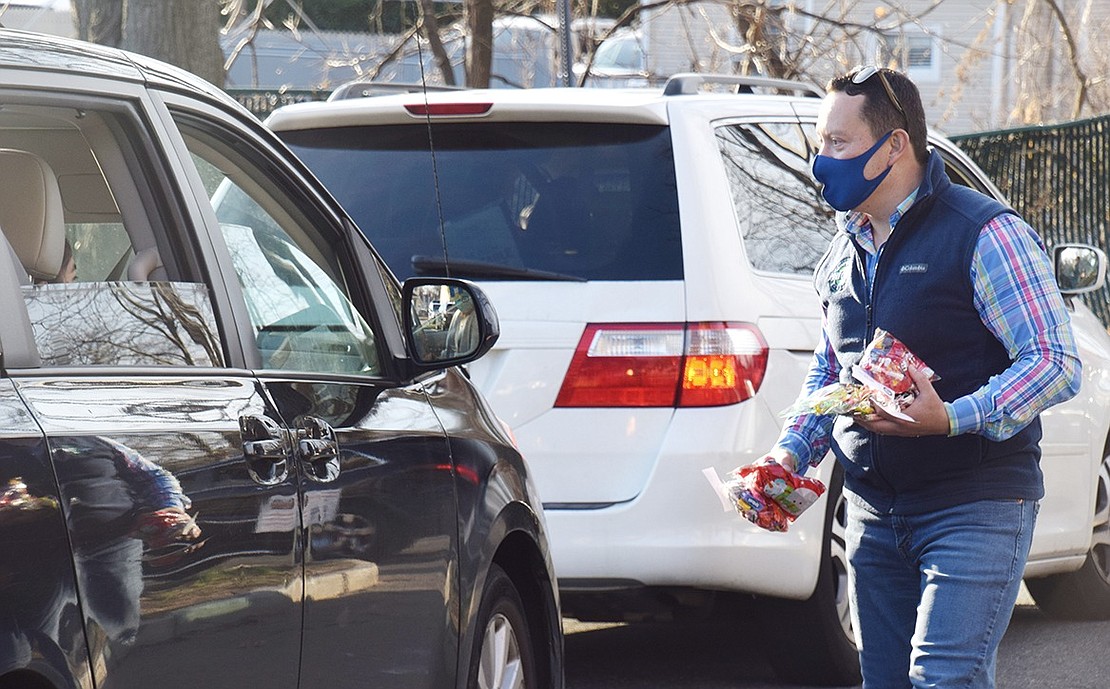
[[280, 122, 683, 281]]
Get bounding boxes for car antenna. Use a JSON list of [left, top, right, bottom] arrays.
[[415, 27, 452, 279]]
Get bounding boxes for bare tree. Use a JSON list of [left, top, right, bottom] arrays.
[[78, 0, 1106, 131], [465, 0, 496, 87], [72, 0, 122, 46], [1008, 0, 1107, 123], [418, 0, 457, 85], [223, 0, 503, 89]]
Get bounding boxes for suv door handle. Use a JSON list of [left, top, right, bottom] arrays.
[[296, 416, 340, 483], [240, 414, 292, 486]]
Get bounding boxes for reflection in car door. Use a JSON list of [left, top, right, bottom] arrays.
[[165, 106, 461, 689], [0, 89, 303, 688], [0, 378, 83, 685], [16, 373, 303, 689]]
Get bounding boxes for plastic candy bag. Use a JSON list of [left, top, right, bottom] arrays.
[[853, 327, 937, 395], [703, 463, 826, 533], [783, 329, 938, 421], [780, 382, 876, 418]]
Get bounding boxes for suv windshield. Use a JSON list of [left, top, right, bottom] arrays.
[[281, 122, 683, 281]]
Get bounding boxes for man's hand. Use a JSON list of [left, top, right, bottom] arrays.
[[135, 507, 201, 546], [753, 447, 800, 474], [853, 366, 950, 437]]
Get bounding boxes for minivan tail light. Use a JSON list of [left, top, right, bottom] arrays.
[[554, 323, 768, 408], [404, 102, 493, 117]]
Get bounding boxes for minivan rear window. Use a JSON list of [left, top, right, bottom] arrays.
[[281, 122, 683, 281]]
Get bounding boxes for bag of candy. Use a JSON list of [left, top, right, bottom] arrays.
[[780, 382, 876, 418], [850, 328, 939, 420], [853, 327, 937, 395], [782, 329, 937, 421], [703, 463, 826, 533]]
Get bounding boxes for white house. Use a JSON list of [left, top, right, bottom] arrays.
[[0, 0, 74, 37]]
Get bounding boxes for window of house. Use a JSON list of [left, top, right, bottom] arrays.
[[879, 28, 940, 82]]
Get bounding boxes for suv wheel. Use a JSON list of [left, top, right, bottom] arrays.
[[469, 563, 537, 689], [1026, 449, 1110, 619], [761, 463, 862, 686]]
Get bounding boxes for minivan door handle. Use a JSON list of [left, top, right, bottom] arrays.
[[240, 414, 292, 486], [296, 416, 340, 483]]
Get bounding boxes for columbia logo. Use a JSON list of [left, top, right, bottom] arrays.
[[900, 263, 929, 274]]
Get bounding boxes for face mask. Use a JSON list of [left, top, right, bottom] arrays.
[[811, 131, 894, 211]]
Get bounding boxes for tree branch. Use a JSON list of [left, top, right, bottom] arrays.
[[1041, 0, 1089, 118]]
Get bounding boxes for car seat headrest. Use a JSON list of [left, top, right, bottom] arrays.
[[0, 149, 66, 282]]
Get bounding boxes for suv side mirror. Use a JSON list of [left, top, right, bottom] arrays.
[[1053, 243, 1107, 295], [401, 277, 500, 368]]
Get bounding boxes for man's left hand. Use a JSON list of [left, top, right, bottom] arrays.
[[853, 366, 950, 437]]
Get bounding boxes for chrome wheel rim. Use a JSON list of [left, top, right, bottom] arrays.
[[1092, 454, 1110, 584], [478, 611, 525, 689], [830, 490, 854, 643]]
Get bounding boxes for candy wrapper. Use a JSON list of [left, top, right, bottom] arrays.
[[703, 463, 826, 532], [782, 329, 938, 422], [853, 328, 937, 395], [781, 382, 876, 417]]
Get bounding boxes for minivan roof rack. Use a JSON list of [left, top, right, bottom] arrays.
[[662, 73, 824, 98], [329, 81, 466, 102]]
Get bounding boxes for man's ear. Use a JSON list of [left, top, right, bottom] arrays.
[[889, 129, 913, 163]]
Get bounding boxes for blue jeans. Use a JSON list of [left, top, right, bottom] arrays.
[[845, 497, 1037, 688]]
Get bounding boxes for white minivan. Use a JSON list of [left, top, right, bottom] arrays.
[[268, 75, 1110, 685]]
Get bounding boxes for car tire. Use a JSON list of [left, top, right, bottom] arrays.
[[468, 563, 538, 689], [1025, 449, 1110, 620], [761, 463, 862, 686]]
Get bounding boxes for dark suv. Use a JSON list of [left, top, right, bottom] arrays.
[[0, 30, 562, 689]]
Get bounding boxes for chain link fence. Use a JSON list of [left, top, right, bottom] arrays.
[[227, 88, 331, 119], [952, 115, 1110, 327]]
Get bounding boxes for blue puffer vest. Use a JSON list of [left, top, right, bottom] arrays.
[[814, 149, 1043, 515]]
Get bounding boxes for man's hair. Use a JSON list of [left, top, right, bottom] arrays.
[[827, 67, 929, 165]]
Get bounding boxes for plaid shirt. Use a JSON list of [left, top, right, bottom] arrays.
[[103, 436, 191, 511], [777, 193, 1081, 472]]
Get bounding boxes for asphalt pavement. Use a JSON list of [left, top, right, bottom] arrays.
[[564, 590, 1110, 688]]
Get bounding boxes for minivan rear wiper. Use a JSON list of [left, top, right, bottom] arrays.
[[411, 255, 587, 282]]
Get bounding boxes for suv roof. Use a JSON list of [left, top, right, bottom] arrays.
[[266, 73, 823, 129]]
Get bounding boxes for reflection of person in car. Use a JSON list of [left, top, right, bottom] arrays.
[[440, 160, 523, 268], [53, 436, 199, 651]]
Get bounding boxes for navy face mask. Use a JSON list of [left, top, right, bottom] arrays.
[[811, 131, 894, 212]]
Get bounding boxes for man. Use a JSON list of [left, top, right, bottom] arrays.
[[759, 67, 1081, 687]]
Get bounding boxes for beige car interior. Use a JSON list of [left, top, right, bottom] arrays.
[[0, 104, 167, 284], [0, 148, 65, 284], [0, 103, 221, 369]]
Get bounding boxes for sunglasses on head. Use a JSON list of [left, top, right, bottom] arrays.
[[852, 66, 908, 126]]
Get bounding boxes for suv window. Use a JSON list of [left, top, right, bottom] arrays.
[[174, 116, 381, 376], [0, 101, 223, 368], [280, 122, 683, 282], [716, 121, 835, 275]]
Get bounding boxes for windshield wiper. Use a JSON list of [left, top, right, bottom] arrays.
[[411, 255, 587, 282]]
